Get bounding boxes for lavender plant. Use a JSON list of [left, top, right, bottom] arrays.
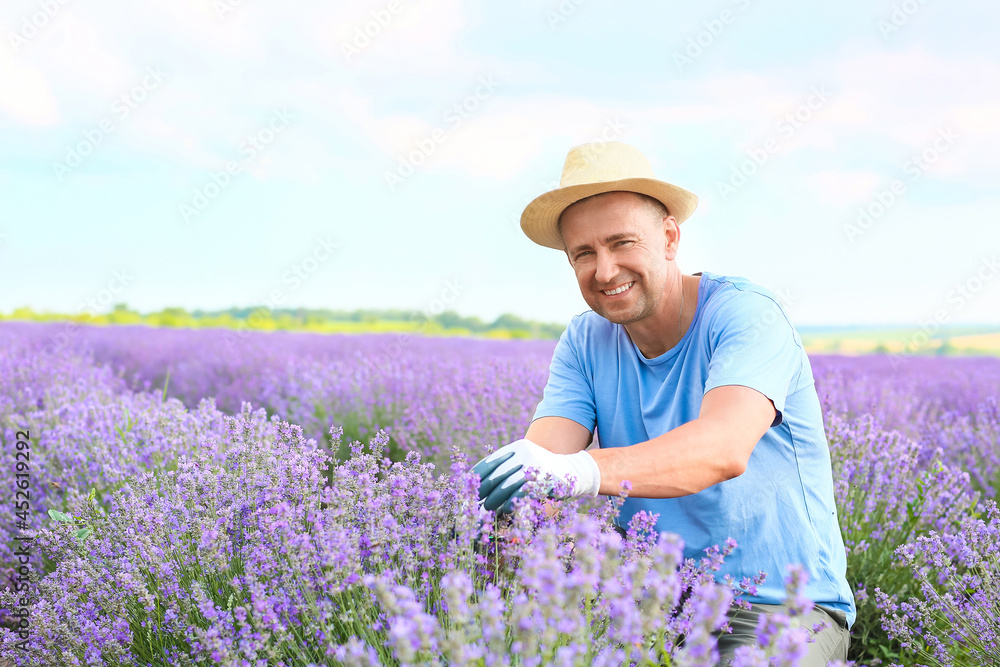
[[875, 500, 1000, 666], [826, 412, 980, 664], [730, 565, 816, 667], [915, 396, 1000, 497], [7, 322, 554, 467]]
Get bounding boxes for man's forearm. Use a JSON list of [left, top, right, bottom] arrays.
[[587, 418, 746, 498]]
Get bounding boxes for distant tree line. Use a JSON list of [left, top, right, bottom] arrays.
[[1, 304, 568, 340]]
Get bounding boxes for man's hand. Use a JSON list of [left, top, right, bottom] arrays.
[[472, 439, 601, 513]]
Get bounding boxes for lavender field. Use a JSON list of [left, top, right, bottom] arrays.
[[2, 321, 999, 666]]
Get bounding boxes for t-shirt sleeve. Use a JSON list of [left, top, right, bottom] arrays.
[[531, 321, 597, 433], [703, 292, 804, 428]]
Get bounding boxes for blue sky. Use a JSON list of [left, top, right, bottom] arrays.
[[1, 0, 998, 326]]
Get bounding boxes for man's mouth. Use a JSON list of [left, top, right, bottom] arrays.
[[601, 281, 635, 296]]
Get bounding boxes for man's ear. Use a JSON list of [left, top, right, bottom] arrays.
[[663, 215, 680, 260]]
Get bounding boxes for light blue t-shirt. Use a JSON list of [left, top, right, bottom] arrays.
[[532, 271, 856, 627]]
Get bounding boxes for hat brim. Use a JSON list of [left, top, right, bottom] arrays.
[[520, 178, 699, 251]]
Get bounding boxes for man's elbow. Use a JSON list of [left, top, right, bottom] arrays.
[[714, 437, 753, 482], [694, 456, 746, 494], [701, 420, 753, 483], [722, 455, 748, 481], [721, 435, 760, 481]]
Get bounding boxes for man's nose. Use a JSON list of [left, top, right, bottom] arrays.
[[595, 250, 619, 285]]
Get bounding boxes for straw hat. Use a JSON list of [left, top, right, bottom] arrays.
[[520, 141, 699, 250]]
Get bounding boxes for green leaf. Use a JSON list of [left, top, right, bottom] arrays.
[[48, 509, 75, 522], [115, 407, 135, 443], [75, 526, 93, 541], [161, 369, 171, 403]]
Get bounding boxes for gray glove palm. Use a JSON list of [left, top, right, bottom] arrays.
[[472, 438, 601, 514]]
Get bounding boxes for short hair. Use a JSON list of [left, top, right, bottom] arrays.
[[557, 191, 669, 240]]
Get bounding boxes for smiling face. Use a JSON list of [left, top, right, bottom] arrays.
[[559, 191, 679, 326]]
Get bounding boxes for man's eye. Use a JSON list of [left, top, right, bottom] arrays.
[[617, 240, 633, 247]]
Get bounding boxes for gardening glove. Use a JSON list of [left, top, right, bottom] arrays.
[[472, 438, 601, 514]]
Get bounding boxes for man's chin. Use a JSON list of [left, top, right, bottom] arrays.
[[603, 314, 642, 326], [590, 305, 644, 325]]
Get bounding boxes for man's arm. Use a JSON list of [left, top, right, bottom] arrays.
[[587, 384, 775, 497], [524, 416, 593, 454], [474, 385, 773, 511]]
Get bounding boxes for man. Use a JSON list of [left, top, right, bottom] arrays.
[[474, 141, 854, 664]]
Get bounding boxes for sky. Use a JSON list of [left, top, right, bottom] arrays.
[[1, 0, 998, 327]]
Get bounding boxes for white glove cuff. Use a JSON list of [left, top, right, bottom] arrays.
[[566, 450, 602, 497]]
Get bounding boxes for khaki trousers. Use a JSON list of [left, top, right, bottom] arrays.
[[714, 601, 850, 666]]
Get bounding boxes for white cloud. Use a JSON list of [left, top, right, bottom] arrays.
[[134, 0, 267, 59], [0, 35, 59, 125], [324, 0, 472, 74], [803, 170, 882, 206], [41, 13, 130, 91]]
